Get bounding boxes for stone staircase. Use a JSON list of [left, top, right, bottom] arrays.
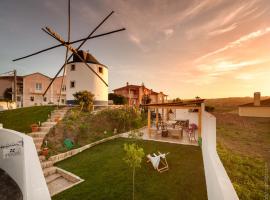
[[29, 107, 77, 196]]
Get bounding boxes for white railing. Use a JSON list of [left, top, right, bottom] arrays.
[[0, 127, 51, 200], [201, 112, 239, 200]]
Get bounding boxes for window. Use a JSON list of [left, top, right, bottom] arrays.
[[62, 85, 66, 91], [71, 64, 76, 71], [43, 97, 47, 102], [30, 96, 34, 101], [35, 83, 42, 91], [17, 96, 21, 101], [98, 67, 103, 74], [70, 81, 75, 88], [61, 99, 65, 104]]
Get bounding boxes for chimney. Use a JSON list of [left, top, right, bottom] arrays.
[[254, 92, 261, 106], [126, 82, 129, 86]]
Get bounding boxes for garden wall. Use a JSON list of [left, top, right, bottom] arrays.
[[0, 126, 50, 200], [201, 111, 239, 200]]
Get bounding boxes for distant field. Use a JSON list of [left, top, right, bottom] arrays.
[[205, 96, 270, 113], [0, 106, 55, 133], [206, 97, 270, 199]]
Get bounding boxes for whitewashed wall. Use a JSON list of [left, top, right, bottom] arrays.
[[175, 109, 198, 125], [0, 101, 17, 111], [202, 111, 239, 200], [0, 127, 51, 200], [66, 63, 108, 104]]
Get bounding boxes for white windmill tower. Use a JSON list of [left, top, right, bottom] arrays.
[[13, 1, 125, 106], [66, 50, 108, 105]]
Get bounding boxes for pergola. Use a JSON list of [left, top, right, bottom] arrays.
[[144, 99, 205, 138]]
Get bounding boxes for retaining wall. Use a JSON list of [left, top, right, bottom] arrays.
[[202, 111, 239, 200]]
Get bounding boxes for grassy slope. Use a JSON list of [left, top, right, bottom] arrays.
[[0, 106, 55, 133], [46, 108, 147, 155], [53, 138, 207, 200], [206, 98, 270, 199]]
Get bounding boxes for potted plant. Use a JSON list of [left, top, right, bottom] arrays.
[[31, 123, 39, 132], [41, 147, 49, 157]]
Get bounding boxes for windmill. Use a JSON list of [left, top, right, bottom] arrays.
[[13, 0, 125, 106]]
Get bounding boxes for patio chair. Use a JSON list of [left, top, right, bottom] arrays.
[[147, 152, 169, 173], [188, 124, 197, 142]]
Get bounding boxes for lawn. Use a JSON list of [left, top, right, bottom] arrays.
[[0, 106, 55, 133], [53, 138, 207, 200]]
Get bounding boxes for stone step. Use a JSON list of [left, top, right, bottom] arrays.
[[45, 173, 61, 184], [47, 176, 74, 196], [35, 142, 43, 150], [30, 132, 47, 138], [41, 121, 57, 127], [39, 155, 46, 161], [39, 126, 51, 132], [41, 160, 54, 169], [33, 137, 44, 144], [43, 167, 57, 177]]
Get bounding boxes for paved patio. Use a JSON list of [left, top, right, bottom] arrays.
[[123, 127, 199, 146]]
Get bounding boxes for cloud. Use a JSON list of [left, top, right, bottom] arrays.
[[195, 27, 270, 62], [208, 23, 238, 36], [163, 29, 174, 37], [129, 34, 141, 45], [186, 0, 262, 39]]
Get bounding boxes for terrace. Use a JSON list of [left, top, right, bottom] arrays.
[[140, 99, 204, 146]]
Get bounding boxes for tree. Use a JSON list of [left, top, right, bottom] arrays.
[[172, 97, 181, 102], [73, 90, 94, 112], [4, 88, 12, 100], [108, 93, 127, 105], [123, 143, 145, 200]]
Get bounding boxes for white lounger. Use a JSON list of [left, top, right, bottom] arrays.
[[147, 152, 169, 173]]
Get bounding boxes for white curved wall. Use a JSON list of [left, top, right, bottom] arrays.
[[0, 127, 51, 200], [202, 111, 239, 200], [66, 62, 108, 104]]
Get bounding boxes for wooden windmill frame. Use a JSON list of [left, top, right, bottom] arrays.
[[13, 0, 125, 105]]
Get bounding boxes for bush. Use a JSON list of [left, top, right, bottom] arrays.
[[73, 90, 94, 111], [109, 93, 127, 105]]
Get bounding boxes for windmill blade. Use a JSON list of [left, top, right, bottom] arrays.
[[44, 26, 108, 87], [42, 11, 115, 96], [13, 28, 125, 62], [58, 0, 71, 106]]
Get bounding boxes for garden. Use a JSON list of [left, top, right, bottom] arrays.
[[52, 138, 207, 200]]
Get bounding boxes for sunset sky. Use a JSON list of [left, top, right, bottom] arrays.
[[0, 0, 270, 99]]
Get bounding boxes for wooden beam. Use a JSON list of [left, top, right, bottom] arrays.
[[147, 106, 199, 110], [198, 107, 202, 138], [156, 108, 159, 127], [148, 109, 151, 137]]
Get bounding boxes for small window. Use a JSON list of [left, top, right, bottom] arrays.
[[17, 96, 21, 101], [62, 85, 66, 91], [35, 83, 42, 91], [70, 81, 75, 88], [61, 99, 65, 104], [43, 97, 47, 102], [30, 96, 34, 101], [71, 64, 76, 71], [98, 67, 103, 74]]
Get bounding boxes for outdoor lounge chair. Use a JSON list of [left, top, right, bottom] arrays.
[[188, 123, 197, 142], [147, 152, 169, 173]]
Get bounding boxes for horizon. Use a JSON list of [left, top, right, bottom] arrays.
[[0, 0, 270, 99]]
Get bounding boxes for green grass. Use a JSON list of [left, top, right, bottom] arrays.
[[0, 106, 55, 133], [212, 110, 270, 200], [53, 138, 207, 200], [217, 144, 269, 200], [45, 108, 147, 155]]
